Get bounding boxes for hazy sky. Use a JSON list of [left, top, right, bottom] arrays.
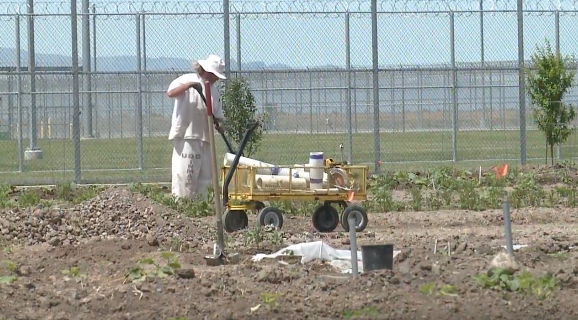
[[0, 0, 576, 69]]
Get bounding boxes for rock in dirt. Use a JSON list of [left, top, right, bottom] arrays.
[[490, 252, 519, 272], [16, 265, 31, 276], [176, 266, 196, 279], [146, 234, 159, 247], [121, 243, 131, 250]]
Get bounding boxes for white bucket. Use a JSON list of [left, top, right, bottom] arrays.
[[309, 152, 324, 190]]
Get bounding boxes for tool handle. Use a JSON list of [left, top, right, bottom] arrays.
[[203, 80, 213, 117]]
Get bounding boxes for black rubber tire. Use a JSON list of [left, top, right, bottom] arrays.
[[223, 210, 248, 233], [258, 207, 284, 229], [312, 204, 340, 233], [341, 205, 369, 232]]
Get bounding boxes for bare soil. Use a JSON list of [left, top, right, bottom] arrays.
[[1, 187, 577, 320]]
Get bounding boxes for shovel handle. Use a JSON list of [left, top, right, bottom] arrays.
[[203, 80, 213, 117]]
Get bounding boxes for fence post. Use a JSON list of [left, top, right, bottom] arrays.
[[224, 0, 231, 79], [345, 12, 353, 164], [136, 13, 144, 170], [82, 0, 92, 138], [26, 0, 42, 160], [517, 0, 527, 165], [371, 0, 380, 172], [556, 10, 561, 160], [401, 69, 405, 133], [309, 70, 313, 134], [92, 4, 98, 137], [450, 12, 458, 162], [236, 13, 241, 72], [480, 0, 487, 129], [15, 14, 24, 172], [71, 0, 82, 183]]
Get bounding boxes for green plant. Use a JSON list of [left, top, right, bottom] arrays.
[[480, 187, 505, 209], [425, 191, 444, 210], [457, 180, 481, 210], [261, 292, 282, 309], [126, 253, 182, 283], [419, 282, 459, 297], [368, 183, 401, 212], [0, 185, 13, 208], [270, 229, 284, 246], [409, 187, 423, 211], [130, 183, 214, 217], [18, 190, 41, 207], [510, 174, 544, 208], [474, 268, 559, 299], [245, 227, 264, 247], [526, 40, 576, 165], [62, 266, 86, 278], [3, 260, 18, 273], [221, 77, 264, 156], [419, 282, 437, 295], [439, 284, 459, 297], [342, 306, 381, 320], [0, 276, 17, 284]]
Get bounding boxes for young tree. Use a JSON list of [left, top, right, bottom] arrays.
[[526, 41, 576, 165], [221, 77, 264, 156]]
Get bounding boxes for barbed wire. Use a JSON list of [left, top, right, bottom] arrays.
[[2, 0, 578, 15]]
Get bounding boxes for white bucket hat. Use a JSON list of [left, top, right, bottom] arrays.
[[198, 54, 227, 80]]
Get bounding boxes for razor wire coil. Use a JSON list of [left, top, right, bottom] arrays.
[[2, 0, 578, 15]]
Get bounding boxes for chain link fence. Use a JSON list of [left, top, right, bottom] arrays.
[[1, 0, 578, 184]]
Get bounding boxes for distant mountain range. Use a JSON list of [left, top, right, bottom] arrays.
[[0, 47, 298, 71]]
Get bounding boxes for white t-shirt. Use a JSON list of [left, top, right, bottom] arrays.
[[167, 73, 225, 142]]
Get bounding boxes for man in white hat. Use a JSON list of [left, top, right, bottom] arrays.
[[166, 54, 227, 199]]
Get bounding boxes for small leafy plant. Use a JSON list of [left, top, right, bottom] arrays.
[[474, 268, 559, 299], [126, 252, 182, 283]]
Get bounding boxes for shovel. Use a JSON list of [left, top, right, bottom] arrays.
[[202, 80, 227, 265]]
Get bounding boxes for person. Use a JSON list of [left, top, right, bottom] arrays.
[[166, 54, 226, 199]]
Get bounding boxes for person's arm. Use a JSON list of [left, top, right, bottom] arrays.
[[166, 81, 195, 98]]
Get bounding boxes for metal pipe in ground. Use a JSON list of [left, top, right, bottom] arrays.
[[503, 198, 514, 255], [349, 215, 358, 277]]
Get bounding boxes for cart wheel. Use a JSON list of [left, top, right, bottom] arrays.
[[250, 201, 266, 212], [312, 204, 339, 233], [223, 210, 248, 233], [258, 207, 284, 229], [341, 205, 368, 232]]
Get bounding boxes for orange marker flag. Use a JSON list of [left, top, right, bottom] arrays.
[[495, 163, 509, 180]]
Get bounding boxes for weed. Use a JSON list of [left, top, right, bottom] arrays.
[[480, 187, 505, 209], [270, 229, 284, 246], [62, 266, 86, 278], [3, 260, 18, 273], [0, 185, 13, 208], [546, 189, 559, 208], [18, 190, 41, 207], [368, 186, 401, 212], [342, 306, 381, 319], [439, 284, 459, 297], [55, 182, 75, 202], [419, 282, 436, 295], [457, 180, 481, 210], [245, 227, 264, 247], [130, 183, 213, 217], [474, 268, 558, 299], [510, 174, 544, 208], [126, 253, 182, 283], [261, 292, 282, 309], [419, 282, 459, 297], [0, 276, 17, 284], [409, 187, 423, 211], [425, 191, 444, 210]]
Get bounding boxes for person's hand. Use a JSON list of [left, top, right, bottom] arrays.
[[214, 119, 226, 133]]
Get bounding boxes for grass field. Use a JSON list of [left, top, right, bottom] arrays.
[[2, 129, 578, 185]]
